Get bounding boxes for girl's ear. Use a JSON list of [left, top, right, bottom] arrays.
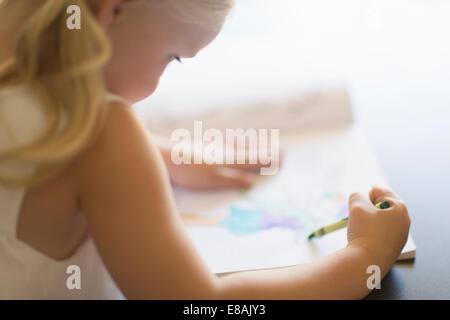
[[96, 0, 124, 28]]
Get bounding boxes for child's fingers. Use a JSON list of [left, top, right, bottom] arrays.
[[213, 167, 254, 189], [223, 162, 267, 172], [369, 185, 401, 207], [222, 149, 284, 172]]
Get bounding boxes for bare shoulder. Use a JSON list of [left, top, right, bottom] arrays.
[[72, 101, 172, 217], [78, 102, 153, 166]]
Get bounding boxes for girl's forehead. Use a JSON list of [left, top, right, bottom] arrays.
[[146, 4, 225, 41]]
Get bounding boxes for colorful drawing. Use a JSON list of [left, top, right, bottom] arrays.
[[219, 205, 303, 235], [181, 191, 349, 242]]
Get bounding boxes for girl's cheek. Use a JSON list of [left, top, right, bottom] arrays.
[[151, 60, 170, 82], [146, 78, 159, 95], [142, 68, 163, 96]]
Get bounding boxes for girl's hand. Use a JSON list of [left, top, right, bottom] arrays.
[[163, 160, 257, 190], [346, 185, 411, 272], [155, 135, 282, 190]]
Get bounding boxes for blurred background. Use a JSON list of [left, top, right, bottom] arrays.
[[135, 0, 450, 117], [134, 0, 450, 298]]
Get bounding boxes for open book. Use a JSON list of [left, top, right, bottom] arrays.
[[147, 88, 416, 274]]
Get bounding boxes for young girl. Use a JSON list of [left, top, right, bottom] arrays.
[[0, 0, 410, 299]]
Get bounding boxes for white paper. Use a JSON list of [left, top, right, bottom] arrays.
[[174, 125, 415, 274], [149, 88, 416, 274]]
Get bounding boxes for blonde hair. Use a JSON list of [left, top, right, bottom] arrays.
[[0, 0, 110, 187], [0, 0, 233, 188]]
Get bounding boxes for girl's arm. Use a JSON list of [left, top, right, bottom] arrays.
[[217, 242, 383, 299], [74, 102, 409, 299]]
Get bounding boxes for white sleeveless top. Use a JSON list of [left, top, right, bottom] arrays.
[[0, 85, 125, 299]]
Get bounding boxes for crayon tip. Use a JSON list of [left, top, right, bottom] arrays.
[[376, 201, 390, 209]]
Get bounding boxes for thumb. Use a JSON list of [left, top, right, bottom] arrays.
[[348, 192, 375, 216], [369, 184, 398, 205]]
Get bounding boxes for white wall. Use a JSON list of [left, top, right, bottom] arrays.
[[133, 0, 450, 120]]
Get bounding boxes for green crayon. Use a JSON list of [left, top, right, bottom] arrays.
[[308, 201, 390, 239]]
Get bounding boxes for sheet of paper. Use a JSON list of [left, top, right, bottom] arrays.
[[174, 125, 416, 274]]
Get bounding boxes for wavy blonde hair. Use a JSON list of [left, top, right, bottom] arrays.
[[0, 0, 233, 188], [0, 0, 110, 187]]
